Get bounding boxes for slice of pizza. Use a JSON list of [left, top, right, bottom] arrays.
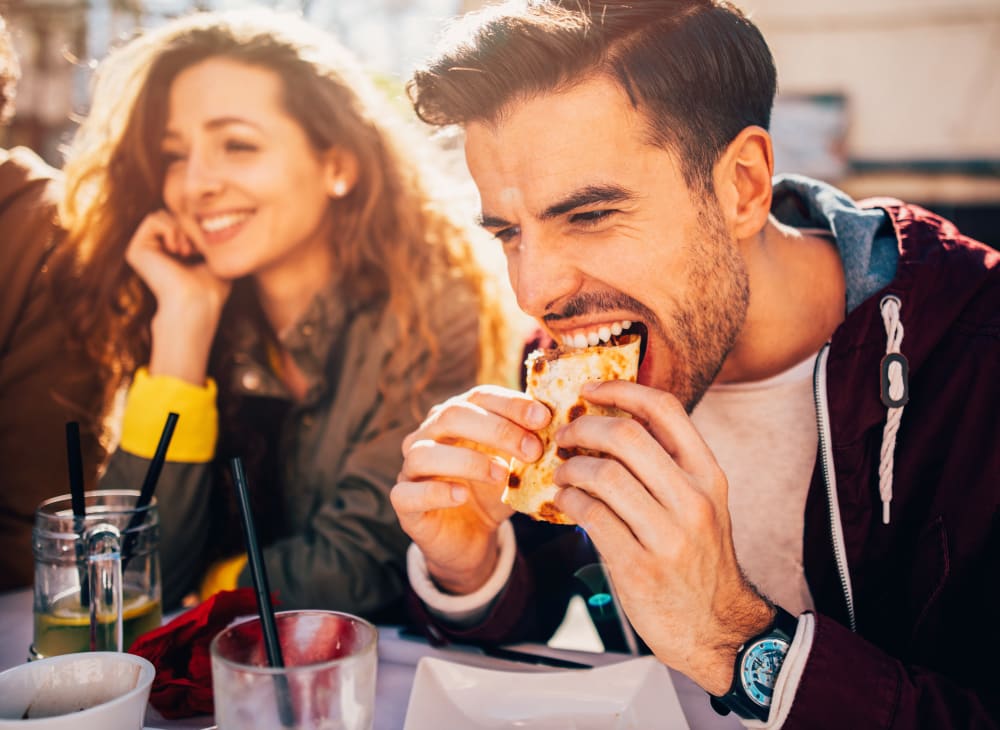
[[503, 334, 641, 524]]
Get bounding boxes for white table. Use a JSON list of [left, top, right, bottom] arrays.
[[1, 589, 739, 729]]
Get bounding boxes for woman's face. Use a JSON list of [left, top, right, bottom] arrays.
[[160, 57, 343, 283]]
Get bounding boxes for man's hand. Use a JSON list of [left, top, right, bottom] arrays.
[[553, 379, 773, 695], [390, 385, 551, 595]]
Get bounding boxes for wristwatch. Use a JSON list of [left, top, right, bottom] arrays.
[[710, 606, 798, 721]]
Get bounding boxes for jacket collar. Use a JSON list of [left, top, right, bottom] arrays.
[[771, 174, 897, 314], [229, 284, 351, 404]]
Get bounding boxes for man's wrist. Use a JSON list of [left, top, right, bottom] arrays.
[[699, 597, 775, 695], [426, 534, 501, 595]]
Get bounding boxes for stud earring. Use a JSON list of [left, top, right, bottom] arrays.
[[332, 180, 347, 197]]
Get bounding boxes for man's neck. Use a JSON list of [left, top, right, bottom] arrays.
[[716, 216, 846, 384]]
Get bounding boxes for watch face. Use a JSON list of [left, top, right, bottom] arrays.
[[740, 636, 790, 708]]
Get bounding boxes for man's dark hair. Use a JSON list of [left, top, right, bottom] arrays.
[[0, 14, 19, 126], [408, 0, 777, 192]]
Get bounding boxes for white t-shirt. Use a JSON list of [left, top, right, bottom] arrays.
[[691, 354, 817, 616]]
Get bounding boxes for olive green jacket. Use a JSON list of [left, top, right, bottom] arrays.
[[103, 276, 480, 615]]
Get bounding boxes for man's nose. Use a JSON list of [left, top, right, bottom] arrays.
[[508, 233, 580, 319]]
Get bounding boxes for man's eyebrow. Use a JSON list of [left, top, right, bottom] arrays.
[[540, 184, 637, 220], [476, 213, 514, 229], [476, 184, 636, 229]]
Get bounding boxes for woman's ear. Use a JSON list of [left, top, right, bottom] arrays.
[[713, 126, 774, 240], [323, 147, 359, 198]]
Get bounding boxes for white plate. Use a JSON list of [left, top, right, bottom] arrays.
[[403, 655, 689, 729]]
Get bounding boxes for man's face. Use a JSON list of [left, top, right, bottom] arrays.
[[465, 75, 749, 410]]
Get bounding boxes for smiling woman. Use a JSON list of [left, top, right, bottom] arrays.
[[48, 9, 511, 616]]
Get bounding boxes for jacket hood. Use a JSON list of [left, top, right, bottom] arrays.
[[772, 173, 998, 381]]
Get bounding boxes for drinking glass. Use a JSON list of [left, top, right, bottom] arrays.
[[211, 610, 378, 730], [30, 490, 162, 660]]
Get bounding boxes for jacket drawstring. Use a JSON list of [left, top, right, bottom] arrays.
[[878, 295, 909, 524]]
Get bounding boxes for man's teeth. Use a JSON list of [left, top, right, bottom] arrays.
[[200, 212, 250, 233], [561, 320, 634, 347]]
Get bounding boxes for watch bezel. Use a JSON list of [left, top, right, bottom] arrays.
[[739, 634, 791, 708]]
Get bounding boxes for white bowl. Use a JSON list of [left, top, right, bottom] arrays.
[[0, 652, 154, 729]]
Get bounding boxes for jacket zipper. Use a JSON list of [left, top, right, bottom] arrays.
[[814, 343, 857, 632]]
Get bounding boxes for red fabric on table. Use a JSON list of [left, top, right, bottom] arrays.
[[128, 588, 267, 719]]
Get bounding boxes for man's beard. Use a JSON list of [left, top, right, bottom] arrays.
[[670, 201, 750, 411], [541, 198, 750, 412]]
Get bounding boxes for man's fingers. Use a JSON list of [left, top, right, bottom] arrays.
[[555, 485, 642, 563], [467, 384, 552, 430], [556, 414, 687, 511], [554, 455, 665, 549], [390, 479, 466, 520], [581, 380, 715, 474], [402, 439, 510, 487], [402, 386, 550, 463]]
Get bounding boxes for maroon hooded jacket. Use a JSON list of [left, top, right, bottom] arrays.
[[407, 197, 1000, 728]]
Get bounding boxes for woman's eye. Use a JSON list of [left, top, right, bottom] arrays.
[[161, 150, 185, 165], [225, 140, 258, 153], [570, 209, 616, 226]]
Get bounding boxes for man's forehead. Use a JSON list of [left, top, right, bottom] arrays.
[[465, 92, 644, 216]]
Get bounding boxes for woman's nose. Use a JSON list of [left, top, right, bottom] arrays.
[[183, 152, 223, 198]]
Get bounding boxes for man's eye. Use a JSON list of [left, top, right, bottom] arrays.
[[570, 209, 616, 226], [493, 226, 520, 244]]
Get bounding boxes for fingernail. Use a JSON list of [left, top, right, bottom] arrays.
[[581, 381, 599, 392], [521, 435, 541, 460], [490, 461, 508, 483], [451, 486, 467, 503], [528, 402, 549, 426]]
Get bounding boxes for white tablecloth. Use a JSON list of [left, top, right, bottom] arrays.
[[0, 588, 740, 729]]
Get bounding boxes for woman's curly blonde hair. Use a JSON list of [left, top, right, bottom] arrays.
[[51, 9, 515, 436]]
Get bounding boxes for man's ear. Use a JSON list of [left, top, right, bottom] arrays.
[[713, 126, 773, 240], [323, 147, 360, 198]]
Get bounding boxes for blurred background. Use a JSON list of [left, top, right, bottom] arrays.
[[1, 0, 998, 246]]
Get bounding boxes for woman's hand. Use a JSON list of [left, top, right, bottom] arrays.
[[390, 385, 550, 595], [125, 210, 232, 385]]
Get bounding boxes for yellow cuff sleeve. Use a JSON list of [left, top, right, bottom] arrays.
[[199, 554, 248, 600], [120, 367, 218, 463]]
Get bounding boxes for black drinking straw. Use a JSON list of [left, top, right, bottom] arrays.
[[121, 412, 179, 571], [65, 422, 90, 606], [230, 457, 295, 729]]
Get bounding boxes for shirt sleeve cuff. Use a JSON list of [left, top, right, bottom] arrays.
[[199, 554, 249, 601], [119, 366, 219, 463], [406, 519, 517, 627], [742, 611, 815, 728]]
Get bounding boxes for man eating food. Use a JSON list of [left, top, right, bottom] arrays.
[[390, 0, 1000, 727]]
